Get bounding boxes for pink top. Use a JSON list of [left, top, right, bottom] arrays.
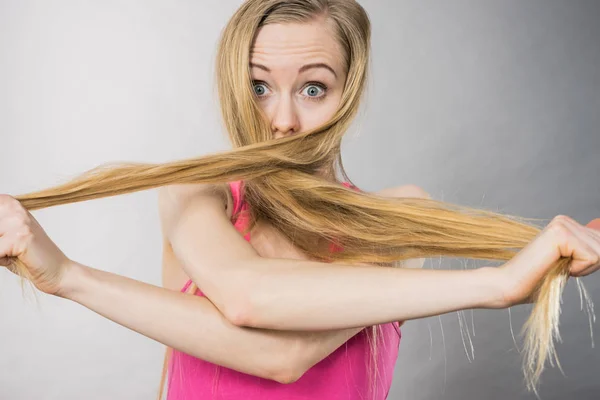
[[167, 181, 401, 400]]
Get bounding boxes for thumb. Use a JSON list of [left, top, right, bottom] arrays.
[[585, 218, 600, 231]]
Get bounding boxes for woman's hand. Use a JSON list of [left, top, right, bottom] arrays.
[[498, 215, 600, 307], [0, 194, 72, 296]]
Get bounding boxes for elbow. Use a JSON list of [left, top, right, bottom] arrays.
[[247, 367, 303, 385], [220, 271, 274, 328], [214, 266, 263, 327], [222, 304, 253, 327], [220, 284, 265, 328], [222, 294, 273, 328], [231, 336, 309, 384], [267, 344, 310, 384], [270, 368, 304, 385], [220, 292, 255, 327]]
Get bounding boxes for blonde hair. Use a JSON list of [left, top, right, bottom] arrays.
[[8, 0, 592, 398]]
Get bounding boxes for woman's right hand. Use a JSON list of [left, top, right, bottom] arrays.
[[497, 215, 600, 308]]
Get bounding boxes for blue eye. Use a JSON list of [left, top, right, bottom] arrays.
[[301, 83, 327, 99], [252, 82, 270, 97]]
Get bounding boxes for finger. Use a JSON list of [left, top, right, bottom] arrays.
[[561, 218, 600, 276], [578, 264, 600, 277], [0, 235, 14, 267], [0, 195, 25, 220], [583, 219, 600, 244], [545, 217, 597, 276], [503, 217, 573, 282], [569, 219, 600, 258], [586, 218, 600, 231], [572, 220, 600, 255], [576, 226, 600, 276], [0, 214, 24, 237]]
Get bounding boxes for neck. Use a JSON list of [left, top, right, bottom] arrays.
[[316, 164, 338, 183]]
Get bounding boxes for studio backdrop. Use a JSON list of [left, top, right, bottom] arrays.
[[0, 1, 599, 399]]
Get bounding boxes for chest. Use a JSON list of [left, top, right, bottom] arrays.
[[162, 219, 311, 292], [245, 219, 313, 261]]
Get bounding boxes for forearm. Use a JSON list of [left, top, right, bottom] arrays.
[[59, 260, 360, 381], [219, 259, 503, 331]]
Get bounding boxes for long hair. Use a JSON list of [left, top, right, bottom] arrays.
[[8, 0, 591, 398]]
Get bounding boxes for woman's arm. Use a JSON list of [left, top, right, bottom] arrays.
[[165, 232, 364, 383], [157, 184, 504, 331], [54, 183, 498, 382], [60, 260, 360, 384], [58, 184, 421, 383], [152, 184, 426, 381]]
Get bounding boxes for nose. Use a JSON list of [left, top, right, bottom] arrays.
[[271, 96, 300, 138]]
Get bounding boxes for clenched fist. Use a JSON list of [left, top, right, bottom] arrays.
[[0, 194, 72, 296]]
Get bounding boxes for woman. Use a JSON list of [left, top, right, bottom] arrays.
[[2, 1, 600, 399], [159, 1, 437, 398]]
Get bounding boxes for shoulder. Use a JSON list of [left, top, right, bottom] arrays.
[[158, 183, 228, 213], [373, 184, 431, 199], [157, 183, 235, 237]]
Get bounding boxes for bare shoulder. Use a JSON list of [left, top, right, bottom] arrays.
[[373, 184, 431, 199], [158, 182, 228, 210], [157, 182, 234, 237], [157, 182, 235, 291]]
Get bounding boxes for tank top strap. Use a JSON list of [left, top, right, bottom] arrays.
[[342, 181, 359, 191], [228, 181, 251, 242], [228, 180, 244, 215]]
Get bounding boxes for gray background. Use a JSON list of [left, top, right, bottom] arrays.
[[1, 0, 599, 399]]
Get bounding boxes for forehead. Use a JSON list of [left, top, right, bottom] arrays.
[[250, 19, 344, 75]]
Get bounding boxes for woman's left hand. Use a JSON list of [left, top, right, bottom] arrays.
[[0, 194, 72, 296]]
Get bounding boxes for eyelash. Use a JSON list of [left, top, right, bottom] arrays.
[[251, 80, 328, 102], [301, 82, 328, 102]]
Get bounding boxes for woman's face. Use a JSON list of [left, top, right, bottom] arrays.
[[250, 18, 347, 139]]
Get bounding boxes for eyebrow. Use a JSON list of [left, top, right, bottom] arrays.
[[250, 62, 337, 78]]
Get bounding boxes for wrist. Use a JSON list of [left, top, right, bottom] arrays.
[[56, 260, 89, 300], [476, 266, 509, 309]]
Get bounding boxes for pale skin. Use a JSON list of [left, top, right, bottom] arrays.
[[2, 19, 600, 387]]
